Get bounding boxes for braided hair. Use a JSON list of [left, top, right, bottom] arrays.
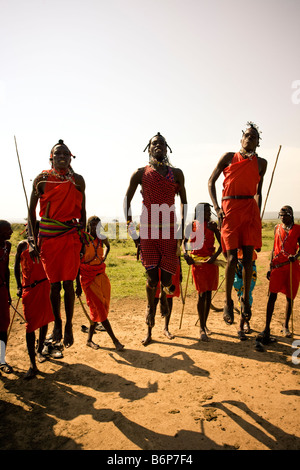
[[143, 132, 173, 166], [50, 139, 75, 163]]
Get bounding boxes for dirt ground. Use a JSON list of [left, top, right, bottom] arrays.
[[0, 251, 299, 451]]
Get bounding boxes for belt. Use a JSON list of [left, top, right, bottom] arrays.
[[222, 195, 254, 200], [23, 278, 48, 289]]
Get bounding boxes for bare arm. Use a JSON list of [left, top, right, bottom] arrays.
[[102, 237, 110, 261], [74, 173, 86, 228], [123, 168, 144, 223], [173, 168, 188, 240]]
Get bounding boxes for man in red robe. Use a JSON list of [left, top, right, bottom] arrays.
[[208, 122, 267, 332], [124, 132, 187, 346], [28, 140, 86, 348]]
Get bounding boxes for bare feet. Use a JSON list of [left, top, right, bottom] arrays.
[[163, 329, 174, 340], [52, 320, 62, 343], [141, 334, 152, 346], [113, 340, 125, 351], [36, 352, 46, 363], [199, 330, 209, 341], [64, 324, 74, 348], [24, 366, 38, 380], [87, 340, 100, 350]]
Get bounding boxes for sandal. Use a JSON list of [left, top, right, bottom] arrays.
[[0, 363, 13, 374], [238, 330, 248, 341], [240, 298, 252, 321], [223, 302, 234, 325]]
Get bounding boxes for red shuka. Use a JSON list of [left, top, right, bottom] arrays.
[[269, 223, 300, 299], [21, 247, 54, 333], [221, 153, 262, 252], [190, 220, 219, 293], [38, 171, 83, 282]]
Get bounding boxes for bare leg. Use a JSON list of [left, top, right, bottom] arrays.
[[240, 246, 254, 321], [63, 280, 75, 348], [36, 324, 48, 362], [163, 297, 174, 340], [86, 322, 100, 349], [142, 268, 159, 346], [101, 319, 124, 350], [198, 293, 208, 341], [50, 282, 62, 343], [283, 297, 292, 337], [223, 249, 237, 324]]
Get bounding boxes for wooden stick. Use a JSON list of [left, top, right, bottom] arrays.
[[261, 145, 282, 220], [179, 265, 190, 329], [7, 298, 20, 340], [290, 262, 294, 339], [77, 295, 92, 324]]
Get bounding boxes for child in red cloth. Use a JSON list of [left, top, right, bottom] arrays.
[[258, 206, 300, 344], [183, 203, 222, 341]]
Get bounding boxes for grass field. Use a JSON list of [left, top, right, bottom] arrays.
[[6, 220, 299, 300]]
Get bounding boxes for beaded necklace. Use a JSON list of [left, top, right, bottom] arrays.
[[239, 149, 258, 161]]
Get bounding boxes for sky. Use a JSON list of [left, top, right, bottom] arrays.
[[1, 0, 299, 224]]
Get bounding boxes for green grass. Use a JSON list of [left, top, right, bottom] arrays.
[[7, 221, 299, 300]]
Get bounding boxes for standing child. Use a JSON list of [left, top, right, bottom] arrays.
[[76, 216, 124, 351], [183, 203, 222, 341], [258, 206, 300, 344]]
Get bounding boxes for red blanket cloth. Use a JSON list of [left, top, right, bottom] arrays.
[[269, 224, 300, 299], [221, 153, 262, 252], [80, 240, 110, 323], [39, 171, 83, 282], [21, 247, 54, 333]]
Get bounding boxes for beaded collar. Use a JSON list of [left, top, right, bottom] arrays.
[[239, 149, 258, 161]]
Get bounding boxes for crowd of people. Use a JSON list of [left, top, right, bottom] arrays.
[[1, 124, 299, 379]]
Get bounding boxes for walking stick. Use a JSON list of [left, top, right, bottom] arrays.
[[179, 265, 191, 329], [7, 298, 20, 340], [261, 145, 282, 219], [77, 295, 92, 324], [290, 262, 294, 339], [9, 301, 25, 323]]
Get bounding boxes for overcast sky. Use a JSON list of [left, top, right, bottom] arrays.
[[1, 0, 299, 222]]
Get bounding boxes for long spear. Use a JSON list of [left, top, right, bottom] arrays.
[[261, 145, 282, 220], [14, 136, 38, 254]]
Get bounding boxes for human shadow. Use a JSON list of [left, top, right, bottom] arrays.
[[108, 349, 209, 378], [176, 330, 298, 368], [0, 399, 81, 450], [93, 408, 236, 450], [204, 400, 300, 450]]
